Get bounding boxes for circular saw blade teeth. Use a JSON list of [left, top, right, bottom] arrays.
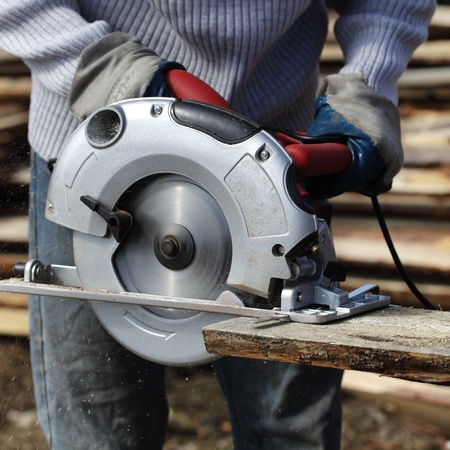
[[114, 175, 232, 318]]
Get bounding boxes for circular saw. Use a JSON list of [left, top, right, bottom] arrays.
[[24, 96, 387, 365], [1, 75, 390, 366]]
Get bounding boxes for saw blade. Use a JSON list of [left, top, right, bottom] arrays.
[[114, 175, 232, 319]]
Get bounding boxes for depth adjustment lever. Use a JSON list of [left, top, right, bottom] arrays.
[[80, 195, 133, 242]]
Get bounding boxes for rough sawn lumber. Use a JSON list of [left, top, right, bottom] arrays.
[[203, 306, 450, 384]]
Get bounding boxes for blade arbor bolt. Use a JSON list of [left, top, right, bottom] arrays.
[[160, 236, 180, 259], [154, 224, 195, 270]]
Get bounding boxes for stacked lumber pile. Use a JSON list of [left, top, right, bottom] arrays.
[[0, 6, 449, 336], [0, 50, 29, 218], [341, 370, 450, 433], [0, 49, 30, 334]]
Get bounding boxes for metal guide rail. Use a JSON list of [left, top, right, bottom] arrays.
[[0, 262, 389, 325]]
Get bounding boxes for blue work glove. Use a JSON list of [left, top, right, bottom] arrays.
[[305, 74, 403, 199], [70, 32, 184, 121]]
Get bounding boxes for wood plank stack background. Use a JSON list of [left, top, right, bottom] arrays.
[[0, 46, 30, 334], [0, 6, 449, 335]]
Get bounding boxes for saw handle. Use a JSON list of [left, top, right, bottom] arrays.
[[275, 131, 351, 177], [285, 142, 351, 177], [165, 69, 232, 110], [165, 69, 351, 177]]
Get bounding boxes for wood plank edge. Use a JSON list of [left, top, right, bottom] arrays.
[[203, 328, 450, 384]]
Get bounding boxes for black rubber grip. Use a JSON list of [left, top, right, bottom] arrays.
[[171, 100, 261, 144]]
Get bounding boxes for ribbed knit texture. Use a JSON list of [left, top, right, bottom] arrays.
[[332, 0, 435, 103], [0, 0, 435, 160]]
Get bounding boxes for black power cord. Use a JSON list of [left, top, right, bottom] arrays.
[[371, 196, 436, 310]]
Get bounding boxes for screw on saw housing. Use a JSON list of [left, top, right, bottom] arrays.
[[80, 195, 133, 243], [323, 261, 347, 284]]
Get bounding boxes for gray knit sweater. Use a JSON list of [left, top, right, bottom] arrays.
[[0, 0, 435, 161]]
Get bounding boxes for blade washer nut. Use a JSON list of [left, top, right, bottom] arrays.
[[154, 224, 195, 270], [160, 236, 180, 259]]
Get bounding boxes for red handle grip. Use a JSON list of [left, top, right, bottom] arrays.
[[165, 69, 231, 110], [285, 142, 351, 177]]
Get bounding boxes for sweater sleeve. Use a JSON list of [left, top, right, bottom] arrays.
[[0, 0, 110, 97], [329, 0, 436, 104]]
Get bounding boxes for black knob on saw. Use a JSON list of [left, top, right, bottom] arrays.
[[323, 261, 347, 282], [80, 195, 133, 243]]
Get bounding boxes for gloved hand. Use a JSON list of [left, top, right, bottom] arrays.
[[305, 73, 403, 199], [69, 32, 184, 121]]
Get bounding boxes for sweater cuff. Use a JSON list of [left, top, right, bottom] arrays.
[[334, 1, 435, 104]]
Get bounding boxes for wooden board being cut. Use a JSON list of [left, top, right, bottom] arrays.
[[203, 306, 450, 384]]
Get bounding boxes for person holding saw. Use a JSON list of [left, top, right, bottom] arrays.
[[0, 1, 435, 449]]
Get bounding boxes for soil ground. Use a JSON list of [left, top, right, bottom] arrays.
[[0, 337, 448, 450]]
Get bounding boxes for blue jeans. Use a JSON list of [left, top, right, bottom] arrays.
[[28, 151, 343, 449]]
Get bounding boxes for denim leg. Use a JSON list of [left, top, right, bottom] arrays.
[[214, 357, 343, 450], [28, 152, 168, 450]]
